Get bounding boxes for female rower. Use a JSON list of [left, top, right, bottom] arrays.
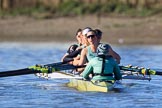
[[61, 27, 91, 65], [78, 29, 121, 72], [82, 43, 122, 81], [61, 28, 83, 64]]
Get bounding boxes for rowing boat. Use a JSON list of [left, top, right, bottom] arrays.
[[67, 79, 124, 92], [36, 71, 126, 92], [35, 68, 154, 92], [0, 63, 159, 92]]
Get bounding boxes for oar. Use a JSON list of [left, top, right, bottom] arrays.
[[0, 68, 41, 77], [0, 60, 85, 78], [119, 65, 162, 76]]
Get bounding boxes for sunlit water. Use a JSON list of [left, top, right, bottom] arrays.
[[0, 42, 162, 108]]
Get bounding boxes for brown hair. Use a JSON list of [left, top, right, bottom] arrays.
[[95, 29, 102, 38], [76, 28, 82, 36]]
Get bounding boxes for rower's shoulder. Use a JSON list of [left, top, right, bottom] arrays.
[[82, 46, 88, 52]]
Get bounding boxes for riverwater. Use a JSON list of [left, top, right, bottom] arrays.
[[0, 42, 162, 108]]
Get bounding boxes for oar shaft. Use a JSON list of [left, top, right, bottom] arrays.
[[0, 68, 40, 77], [0, 61, 73, 78], [154, 71, 162, 75], [46, 64, 86, 71], [0, 63, 86, 78]]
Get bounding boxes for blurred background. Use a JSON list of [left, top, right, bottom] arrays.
[[0, 0, 162, 45]]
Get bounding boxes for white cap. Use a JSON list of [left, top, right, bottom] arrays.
[[82, 27, 91, 36]]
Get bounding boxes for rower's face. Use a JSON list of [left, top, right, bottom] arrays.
[[86, 31, 98, 45], [76, 31, 82, 44], [82, 34, 89, 45]]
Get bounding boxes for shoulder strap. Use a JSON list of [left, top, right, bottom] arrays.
[[101, 55, 105, 75]]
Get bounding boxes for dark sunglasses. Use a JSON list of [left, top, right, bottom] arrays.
[[87, 35, 95, 39]]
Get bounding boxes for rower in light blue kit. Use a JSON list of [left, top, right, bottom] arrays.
[[82, 43, 122, 81]]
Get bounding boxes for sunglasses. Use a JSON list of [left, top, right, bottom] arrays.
[[87, 35, 95, 39]]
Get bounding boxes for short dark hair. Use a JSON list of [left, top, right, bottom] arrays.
[[95, 29, 102, 38], [76, 28, 82, 35]]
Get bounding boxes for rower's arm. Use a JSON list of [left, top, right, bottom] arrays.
[[108, 47, 121, 64], [77, 48, 88, 72], [113, 64, 122, 80], [82, 62, 93, 79], [61, 53, 68, 62]]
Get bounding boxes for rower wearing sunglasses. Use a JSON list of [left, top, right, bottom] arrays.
[[82, 43, 122, 81], [78, 29, 121, 72], [78, 29, 100, 72]]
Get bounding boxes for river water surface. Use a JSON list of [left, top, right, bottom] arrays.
[[0, 42, 162, 108]]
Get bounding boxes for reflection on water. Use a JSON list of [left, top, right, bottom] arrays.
[[0, 43, 162, 108]]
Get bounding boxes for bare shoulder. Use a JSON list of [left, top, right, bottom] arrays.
[[81, 47, 88, 55]]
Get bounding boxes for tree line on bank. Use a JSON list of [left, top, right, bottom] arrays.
[[0, 0, 162, 17]]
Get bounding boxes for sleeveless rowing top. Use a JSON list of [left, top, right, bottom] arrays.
[[86, 46, 97, 62]]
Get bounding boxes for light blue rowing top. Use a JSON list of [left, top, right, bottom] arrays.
[[86, 46, 97, 62]]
